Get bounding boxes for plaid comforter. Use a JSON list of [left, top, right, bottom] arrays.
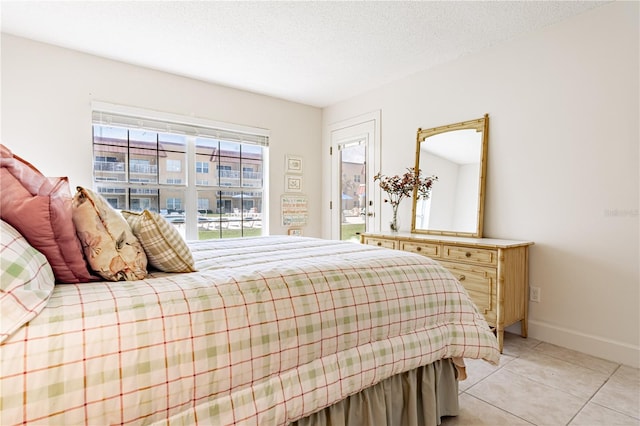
[[0, 236, 499, 425]]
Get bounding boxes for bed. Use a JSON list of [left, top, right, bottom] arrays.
[[1, 231, 499, 425], [0, 143, 499, 425]]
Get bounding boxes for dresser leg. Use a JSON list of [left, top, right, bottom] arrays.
[[497, 329, 504, 353], [522, 247, 530, 339]]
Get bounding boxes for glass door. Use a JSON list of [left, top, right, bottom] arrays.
[[329, 113, 379, 241], [339, 140, 367, 241]]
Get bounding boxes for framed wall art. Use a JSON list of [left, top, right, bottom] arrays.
[[285, 174, 303, 192], [281, 195, 308, 227], [285, 155, 303, 174]]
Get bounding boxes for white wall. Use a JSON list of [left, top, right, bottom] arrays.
[[1, 34, 323, 237], [323, 1, 639, 367]]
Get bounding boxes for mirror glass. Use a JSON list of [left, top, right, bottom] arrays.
[[411, 114, 488, 238]]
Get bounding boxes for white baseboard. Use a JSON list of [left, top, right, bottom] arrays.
[[506, 320, 640, 368]]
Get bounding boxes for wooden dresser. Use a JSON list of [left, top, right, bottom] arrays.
[[361, 232, 534, 352]]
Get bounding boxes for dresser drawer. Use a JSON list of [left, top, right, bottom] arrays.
[[481, 308, 497, 327], [440, 261, 496, 317], [442, 245, 498, 266], [400, 241, 440, 258], [363, 237, 396, 249]]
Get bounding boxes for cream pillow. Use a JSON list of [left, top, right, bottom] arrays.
[[121, 210, 196, 273], [71, 187, 147, 281]]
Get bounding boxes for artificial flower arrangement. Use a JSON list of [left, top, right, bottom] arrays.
[[374, 167, 438, 232]]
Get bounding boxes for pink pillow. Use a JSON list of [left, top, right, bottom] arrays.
[[0, 145, 94, 283]]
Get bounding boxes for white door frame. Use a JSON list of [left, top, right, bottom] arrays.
[[328, 111, 381, 240]]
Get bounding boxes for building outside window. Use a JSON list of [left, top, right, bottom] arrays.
[[92, 103, 269, 240]]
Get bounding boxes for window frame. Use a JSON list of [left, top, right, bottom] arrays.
[[91, 101, 270, 240]]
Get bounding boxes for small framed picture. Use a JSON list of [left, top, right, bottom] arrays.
[[285, 175, 302, 192], [286, 155, 303, 174], [288, 228, 302, 236]]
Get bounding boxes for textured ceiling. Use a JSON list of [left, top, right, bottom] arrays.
[[1, 1, 607, 107]]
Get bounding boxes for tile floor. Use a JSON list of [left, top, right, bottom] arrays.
[[441, 332, 640, 425]]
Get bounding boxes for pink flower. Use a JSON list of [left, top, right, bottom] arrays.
[[374, 168, 437, 207]]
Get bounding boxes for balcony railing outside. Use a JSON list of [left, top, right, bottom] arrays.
[[94, 161, 125, 172], [94, 161, 158, 175], [130, 163, 158, 174], [217, 170, 263, 188]]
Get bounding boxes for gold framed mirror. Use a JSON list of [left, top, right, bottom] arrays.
[[411, 114, 489, 238]]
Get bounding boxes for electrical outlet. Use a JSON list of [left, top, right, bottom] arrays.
[[530, 286, 541, 303]]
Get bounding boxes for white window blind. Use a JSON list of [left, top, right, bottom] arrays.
[[91, 101, 269, 146]]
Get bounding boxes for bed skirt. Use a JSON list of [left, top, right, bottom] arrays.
[[291, 359, 459, 426]]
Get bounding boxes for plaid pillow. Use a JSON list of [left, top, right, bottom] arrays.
[[0, 219, 54, 343], [121, 210, 196, 273]]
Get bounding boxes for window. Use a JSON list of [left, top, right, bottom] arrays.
[[166, 198, 182, 211], [196, 161, 209, 174], [92, 102, 269, 240], [217, 165, 232, 174], [94, 155, 124, 174], [96, 155, 118, 162], [132, 197, 152, 211], [198, 198, 210, 212], [131, 158, 154, 174], [106, 197, 119, 208], [166, 159, 181, 172]]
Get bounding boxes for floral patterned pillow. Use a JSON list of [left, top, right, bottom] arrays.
[[71, 187, 147, 281]]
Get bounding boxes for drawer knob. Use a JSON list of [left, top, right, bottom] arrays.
[[458, 274, 466, 281], [465, 252, 471, 258], [416, 246, 422, 251], [377, 242, 382, 246]]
